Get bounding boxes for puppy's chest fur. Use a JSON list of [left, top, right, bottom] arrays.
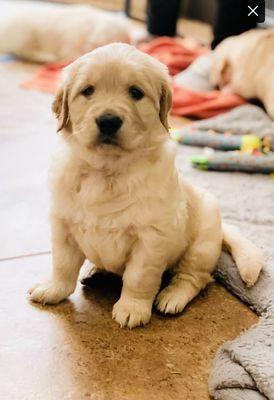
[[51, 155, 187, 273]]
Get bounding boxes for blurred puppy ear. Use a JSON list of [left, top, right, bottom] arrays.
[[52, 85, 70, 132], [159, 79, 172, 132], [219, 60, 232, 87], [211, 55, 231, 89]]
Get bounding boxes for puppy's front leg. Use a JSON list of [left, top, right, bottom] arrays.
[[28, 216, 85, 305], [112, 240, 165, 329]]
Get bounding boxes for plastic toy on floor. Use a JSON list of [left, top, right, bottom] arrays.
[[171, 127, 274, 174], [178, 104, 274, 150], [171, 128, 265, 151], [190, 150, 274, 174]]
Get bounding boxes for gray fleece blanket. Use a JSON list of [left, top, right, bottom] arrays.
[[178, 110, 274, 398], [175, 57, 274, 399], [192, 104, 274, 150], [175, 138, 274, 400], [210, 254, 274, 400]]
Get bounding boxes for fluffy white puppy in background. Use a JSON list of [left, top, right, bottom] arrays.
[[0, 1, 131, 63], [29, 43, 264, 328], [211, 29, 274, 119]]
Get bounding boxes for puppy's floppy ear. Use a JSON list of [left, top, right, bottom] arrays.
[[52, 85, 70, 132], [211, 59, 231, 89], [159, 78, 172, 132]]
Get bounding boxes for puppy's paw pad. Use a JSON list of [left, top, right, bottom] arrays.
[[28, 281, 73, 305], [112, 298, 151, 329], [156, 287, 188, 315]]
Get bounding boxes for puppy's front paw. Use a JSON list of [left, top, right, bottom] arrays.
[[112, 298, 151, 329], [28, 281, 74, 305], [155, 286, 189, 314]]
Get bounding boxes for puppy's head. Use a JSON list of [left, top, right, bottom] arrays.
[[52, 43, 172, 157]]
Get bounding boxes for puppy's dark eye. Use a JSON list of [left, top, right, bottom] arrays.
[[81, 85, 95, 97], [129, 86, 144, 101]]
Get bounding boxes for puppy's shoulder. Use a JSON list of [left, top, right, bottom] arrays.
[[49, 140, 85, 190]]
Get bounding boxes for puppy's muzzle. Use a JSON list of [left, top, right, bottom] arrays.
[[96, 113, 123, 140]]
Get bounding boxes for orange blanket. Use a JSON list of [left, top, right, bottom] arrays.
[[138, 36, 209, 76], [21, 37, 245, 119], [21, 61, 69, 93], [172, 84, 245, 119]]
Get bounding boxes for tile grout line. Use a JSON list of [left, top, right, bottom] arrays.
[[0, 250, 51, 262]]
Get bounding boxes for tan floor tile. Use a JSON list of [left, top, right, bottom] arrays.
[[0, 255, 257, 400]]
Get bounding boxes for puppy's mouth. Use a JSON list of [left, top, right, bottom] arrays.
[[97, 135, 120, 147]]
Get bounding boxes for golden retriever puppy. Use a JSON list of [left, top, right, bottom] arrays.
[[28, 44, 264, 328], [211, 29, 274, 119], [0, 1, 130, 63]]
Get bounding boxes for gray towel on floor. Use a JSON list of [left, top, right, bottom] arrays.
[[209, 253, 274, 400], [190, 104, 274, 149]]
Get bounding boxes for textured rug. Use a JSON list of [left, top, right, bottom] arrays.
[[175, 58, 274, 397], [209, 254, 274, 400], [191, 104, 274, 150], [175, 145, 274, 400], [174, 111, 274, 398]]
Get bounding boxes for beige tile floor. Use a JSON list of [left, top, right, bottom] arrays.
[[0, 43, 258, 400], [1, 255, 257, 400]]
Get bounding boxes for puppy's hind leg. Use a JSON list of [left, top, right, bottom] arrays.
[[156, 199, 222, 314]]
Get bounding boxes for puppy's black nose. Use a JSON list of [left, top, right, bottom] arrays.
[[96, 113, 123, 136]]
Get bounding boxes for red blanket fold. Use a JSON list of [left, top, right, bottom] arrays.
[[21, 61, 69, 93], [138, 36, 209, 76], [172, 84, 245, 119], [21, 38, 245, 119]]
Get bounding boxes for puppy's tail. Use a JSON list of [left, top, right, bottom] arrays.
[[222, 223, 264, 287]]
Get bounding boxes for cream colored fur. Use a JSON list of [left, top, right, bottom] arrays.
[[211, 29, 274, 119], [28, 44, 264, 328], [0, 1, 130, 62]]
